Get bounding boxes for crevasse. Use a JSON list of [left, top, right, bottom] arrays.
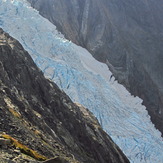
[[0, 0, 162, 162]]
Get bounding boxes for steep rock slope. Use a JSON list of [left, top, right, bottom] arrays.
[[27, 0, 163, 134], [0, 28, 129, 163], [0, 1, 163, 163]]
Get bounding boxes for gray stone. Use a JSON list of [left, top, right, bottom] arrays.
[[0, 138, 11, 148]]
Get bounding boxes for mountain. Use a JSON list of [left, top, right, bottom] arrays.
[[0, 28, 129, 163], [0, 0, 163, 163], [27, 0, 163, 134]]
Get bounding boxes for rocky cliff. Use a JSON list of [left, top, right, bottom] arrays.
[[27, 0, 163, 134], [0, 28, 129, 162]]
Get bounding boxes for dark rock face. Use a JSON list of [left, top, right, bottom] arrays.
[[27, 0, 163, 134], [0, 28, 129, 163]]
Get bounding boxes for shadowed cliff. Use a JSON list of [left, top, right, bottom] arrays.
[[0, 28, 129, 163]]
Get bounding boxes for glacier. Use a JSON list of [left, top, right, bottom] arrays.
[[0, 0, 163, 162]]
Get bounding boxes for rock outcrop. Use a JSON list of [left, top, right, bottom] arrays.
[[0, 28, 129, 162], [27, 0, 163, 134]]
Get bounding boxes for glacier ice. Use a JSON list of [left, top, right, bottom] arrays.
[[0, 0, 163, 162]]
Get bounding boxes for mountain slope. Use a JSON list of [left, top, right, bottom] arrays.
[[0, 0, 162, 163], [0, 28, 129, 163], [27, 0, 163, 134]]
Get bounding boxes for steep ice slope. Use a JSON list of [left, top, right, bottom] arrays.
[[0, 0, 162, 162], [27, 0, 163, 134]]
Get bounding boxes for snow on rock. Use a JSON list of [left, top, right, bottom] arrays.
[[0, 0, 162, 162]]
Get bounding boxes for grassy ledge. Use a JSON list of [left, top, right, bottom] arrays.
[[2, 134, 47, 161]]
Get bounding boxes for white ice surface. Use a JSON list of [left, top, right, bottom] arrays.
[[0, 0, 163, 162]]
